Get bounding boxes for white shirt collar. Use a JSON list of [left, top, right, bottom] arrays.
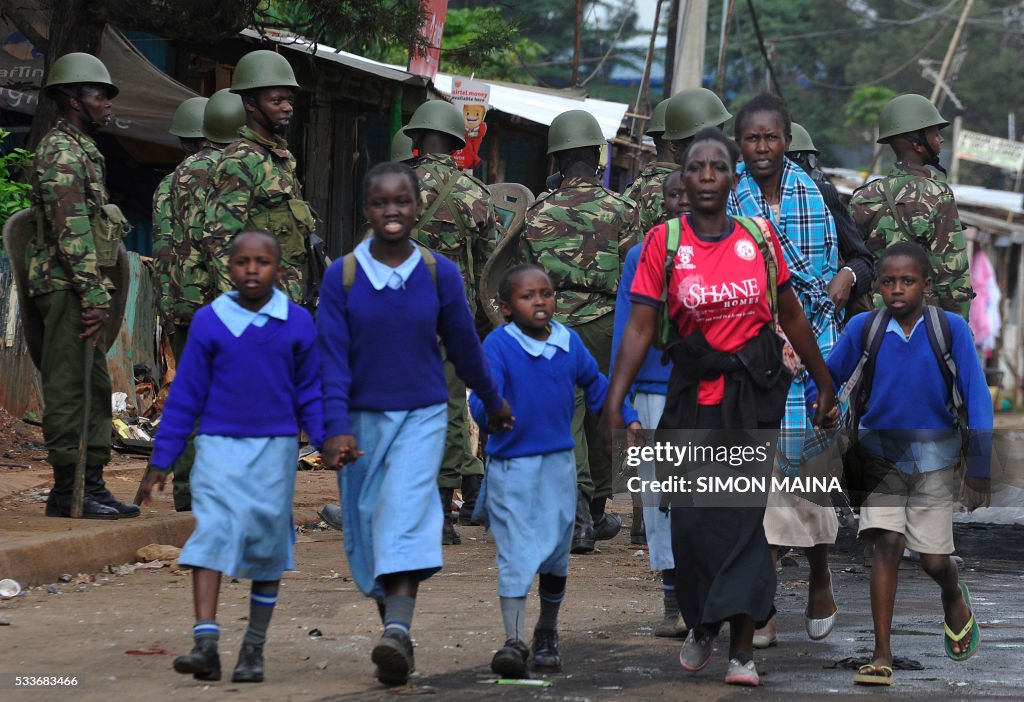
[[353, 239, 423, 291], [885, 313, 924, 342], [503, 320, 571, 359], [211, 287, 289, 338]]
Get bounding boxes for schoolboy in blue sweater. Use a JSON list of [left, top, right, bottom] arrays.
[[317, 161, 512, 687], [139, 229, 325, 685], [470, 264, 640, 679], [826, 242, 990, 686]]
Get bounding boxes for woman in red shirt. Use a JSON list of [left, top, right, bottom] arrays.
[[602, 127, 836, 687]]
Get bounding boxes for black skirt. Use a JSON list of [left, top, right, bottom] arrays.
[[668, 405, 777, 633]]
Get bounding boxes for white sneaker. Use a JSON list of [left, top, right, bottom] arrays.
[[724, 657, 759, 686]]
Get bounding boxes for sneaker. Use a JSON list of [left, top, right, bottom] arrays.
[[679, 629, 714, 672], [173, 639, 221, 681], [371, 629, 414, 686], [530, 628, 562, 673], [231, 642, 264, 683], [490, 638, 529, 678], [724, 657, 759, 686], [593, 512, 622, 541]]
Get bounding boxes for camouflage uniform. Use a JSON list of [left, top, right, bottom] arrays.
[[849, 161, 973, 320], [204, 126, 315, 303], [411, 152, 501, 489], [152, 144, 226, 510], [521, 176, 642, 500], [27, 117, 113, 469], [624, 161, 677, 236]]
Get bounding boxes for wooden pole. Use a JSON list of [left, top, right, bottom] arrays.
[[663, 0, 680, 99], [716, 0, 736, 96], [572, 0, 583, 86], [930, 0, 975, 103]]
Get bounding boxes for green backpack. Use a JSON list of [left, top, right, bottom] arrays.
[[654, 215, 779, 350]]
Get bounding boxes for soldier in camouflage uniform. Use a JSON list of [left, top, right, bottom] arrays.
[[624, 98, 677, 235], [153, 96, 208, 349], [404, 100, 501, 545], [849, 94, 973, 319], [152, 89, 246, 511], [520, 109, 642, 553], [27, 53, 136, 519], [203, 50, 316, 305]]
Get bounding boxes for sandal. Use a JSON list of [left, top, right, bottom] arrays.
[[944, 582, 981, 661], [853, 663, 893, 686]]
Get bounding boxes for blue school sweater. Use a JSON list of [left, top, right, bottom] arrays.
[[317, 252, 502, 436], [826, 310, 992, 478], [610, 243, 671, 398], [469, 323, 639, 459], [151, 301, 325, 469]]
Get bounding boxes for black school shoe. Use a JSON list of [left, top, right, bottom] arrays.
[[372, 629, 414, 686], [530, 628, 562, 673], [593, 512, 622, 541], [491, 639, 530, 678], [231, 643, 265, 683], [173, 639, 221, 681]]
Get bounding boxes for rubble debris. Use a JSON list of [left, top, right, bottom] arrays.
[[136, 544, 182, 563]]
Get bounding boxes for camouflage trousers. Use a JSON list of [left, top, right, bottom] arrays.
[[437, 352, 484, 490], [571, 313, 614, 501], [34, 291, 112, 468], [169, 324, 195, 511]]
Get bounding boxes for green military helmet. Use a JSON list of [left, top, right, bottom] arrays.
[[390, 130, 415, 162], [229, 50, 299, 93], [203, 89, 246, 144], [44, 52, 119, 98], [876, 94, 949, 144], [663, 88, 731, 141], [547, 109, 605, 155], [786, 122, 819, 154], [646, 98, 670, 136], [169, 97, 209, 139], [403, 100, 467, 149]]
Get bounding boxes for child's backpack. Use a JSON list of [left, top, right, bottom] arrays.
[[837, 305, 968, 503], [341, 242, 439, 293]]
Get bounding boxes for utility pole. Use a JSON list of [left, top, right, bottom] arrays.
[[930, 0, 974, 103], [716, 0, 736, 96], [572, 0, 583, 86], [671, 0, 708, 93], [663, 0, 680, 99]]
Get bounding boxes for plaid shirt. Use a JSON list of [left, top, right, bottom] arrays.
[[729, 158, 841, 471]]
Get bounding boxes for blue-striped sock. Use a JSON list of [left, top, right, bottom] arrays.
[[193, 620, 220, 644], [243, 580, 280, 647], [383, 594, 415, 636], [662, 569, 680, 618]]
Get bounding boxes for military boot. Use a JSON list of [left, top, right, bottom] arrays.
[[86, 465, 140, 517], [629, 489, 646, 546], [570, 489, 595, 554], [590, 496, 622, 541], [45, 465, 119, 520], [440, 488, 461, 545], [458, 474, 483, 526]]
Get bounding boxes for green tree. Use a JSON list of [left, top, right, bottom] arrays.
[[0, 128, 34, 250]]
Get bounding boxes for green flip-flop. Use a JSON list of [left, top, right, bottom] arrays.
[[944, 582, 980, 661]]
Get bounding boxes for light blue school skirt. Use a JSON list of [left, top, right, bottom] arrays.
[[340, 404, 447, 600], [179, 434, 299, 581], [635, 393, 674, 572], [484, 450, 576, 598]]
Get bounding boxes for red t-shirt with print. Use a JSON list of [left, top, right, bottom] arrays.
[[630, 216, 791, 405]]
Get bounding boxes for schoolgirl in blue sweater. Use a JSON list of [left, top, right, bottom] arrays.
[[139, 230, 325, 685], [317, 161, 512, 687], [470, 264, 640, 679], [826, 242, 991, 686]]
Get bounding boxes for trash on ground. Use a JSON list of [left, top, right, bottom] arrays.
[[136, 544, 181, 564], [125, 647, 171, 655], [0, 578, 21, 599]]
